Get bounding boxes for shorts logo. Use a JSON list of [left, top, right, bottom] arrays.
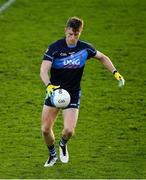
[[70, 103, 77, 106]]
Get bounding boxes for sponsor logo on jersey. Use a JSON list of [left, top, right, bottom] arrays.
[[63, 58, 80, 67], [60, 52, 67, 56], [52, 50, 88, 69]]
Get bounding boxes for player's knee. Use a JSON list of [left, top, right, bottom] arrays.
[[41, 125, 51, 134], [64, 128, 75, 137], [41, 117, 53, 134]]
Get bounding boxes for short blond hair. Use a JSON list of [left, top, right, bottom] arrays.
[[66, 17, 84, 32]]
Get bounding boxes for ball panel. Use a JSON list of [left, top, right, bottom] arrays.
[[51, 89, 71, 108]]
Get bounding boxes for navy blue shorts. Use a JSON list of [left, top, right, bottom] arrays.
[[44, 90, 81, 109]]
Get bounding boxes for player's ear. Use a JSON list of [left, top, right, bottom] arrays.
[[64, 28, 67, 33], [79, 27, 83, 33], [64, 29, 66, 36]]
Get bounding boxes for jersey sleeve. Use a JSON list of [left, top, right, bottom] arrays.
[[86, 43, 96, 59], [42, 44, 55, 62]]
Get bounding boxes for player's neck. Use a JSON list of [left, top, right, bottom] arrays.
[[65, 38, 78, 47]]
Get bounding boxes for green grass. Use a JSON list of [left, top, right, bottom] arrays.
[[0, 0, 6, 5], [0, 0, 146, 178]]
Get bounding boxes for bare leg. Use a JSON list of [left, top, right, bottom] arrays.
[[62, 108, 79, 140], [59, 108, 79, 163], [41, 105, 59, 146]]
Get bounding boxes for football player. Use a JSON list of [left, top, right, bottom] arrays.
[[40, 16, 125, 167]]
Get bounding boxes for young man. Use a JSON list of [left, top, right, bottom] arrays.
[[40, 17, 125, 167]]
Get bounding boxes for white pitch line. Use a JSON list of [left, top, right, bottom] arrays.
[[0, 0, 16, 13]]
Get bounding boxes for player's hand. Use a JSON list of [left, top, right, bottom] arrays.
[[45, 83, 60, 99], [113, 71, 125, 87]]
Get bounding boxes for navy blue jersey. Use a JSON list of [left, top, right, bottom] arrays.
[[43, 38, 96, 91]]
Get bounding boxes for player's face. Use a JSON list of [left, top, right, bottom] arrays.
[[65, 28, 81, 45]]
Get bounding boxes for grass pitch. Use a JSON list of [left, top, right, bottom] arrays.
[[0, 0, 146, 178]]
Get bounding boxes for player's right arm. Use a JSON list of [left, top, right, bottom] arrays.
[[40, 60, 52, 86], [40, 61, 59, 98], [40, 60, 60, 98]]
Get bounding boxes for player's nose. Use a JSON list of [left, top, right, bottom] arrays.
[[70, 35, 76, 40]]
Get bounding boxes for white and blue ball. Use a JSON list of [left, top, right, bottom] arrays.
[[51, 89, 71, 108]]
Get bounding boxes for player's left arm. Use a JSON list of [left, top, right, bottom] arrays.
[[94, 50, 125, 87]]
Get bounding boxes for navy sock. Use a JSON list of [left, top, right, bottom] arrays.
[[47, 144, 57, 156], [60, 137, 67, 146]]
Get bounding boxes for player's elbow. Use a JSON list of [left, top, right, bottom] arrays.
[[98, 54, 110, 63], [40, 68, 46, 82], [40, 60, 51, 79], [40, 67, 44, 79], [40, 64, 47, 79]]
